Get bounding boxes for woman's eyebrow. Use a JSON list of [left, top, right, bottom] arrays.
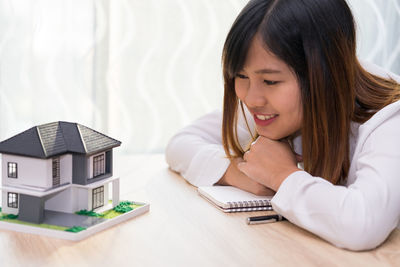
[[254, 68, 281, 74]]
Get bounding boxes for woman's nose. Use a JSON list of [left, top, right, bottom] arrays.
[[245, 83, 267, 108]]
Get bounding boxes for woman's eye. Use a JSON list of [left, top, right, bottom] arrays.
[[264, 80, 279, 85], [236, 74, 248, 79]]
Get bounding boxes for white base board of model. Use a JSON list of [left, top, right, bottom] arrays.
[[0, 203, 150, 241]]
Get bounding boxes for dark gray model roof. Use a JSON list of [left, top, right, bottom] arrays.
[[0, 121, 121, 158]]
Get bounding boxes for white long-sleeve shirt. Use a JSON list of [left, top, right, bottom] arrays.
[[165, 63, 400, 251]]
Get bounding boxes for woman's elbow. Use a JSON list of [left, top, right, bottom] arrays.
[[165, 138, 175, 167], [165, 134, 185, 169], [333, 220, 394, 251], [337, 236, 383, 251]]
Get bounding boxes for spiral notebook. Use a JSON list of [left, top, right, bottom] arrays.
[[198, 186, 273, 213]]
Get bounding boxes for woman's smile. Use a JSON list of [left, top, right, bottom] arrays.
[[253, 113, 279, 127]]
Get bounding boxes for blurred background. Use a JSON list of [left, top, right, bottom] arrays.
[[0, 0, 399, 154]]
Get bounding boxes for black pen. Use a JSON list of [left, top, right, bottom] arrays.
[[246, 214, 287, 225]]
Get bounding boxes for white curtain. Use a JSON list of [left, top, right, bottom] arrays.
[[0, 0, 399, 154], [349, 0, 400, 71], [0, 0, 98, 139]]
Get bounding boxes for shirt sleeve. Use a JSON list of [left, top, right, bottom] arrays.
[[165, 109, 254, 186], [271, 111, 400, 251]]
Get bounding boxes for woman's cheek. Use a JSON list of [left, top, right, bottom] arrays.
[[234, 79, 248, 100]]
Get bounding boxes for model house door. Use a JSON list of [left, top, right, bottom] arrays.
[[52, 157, 60, 186]]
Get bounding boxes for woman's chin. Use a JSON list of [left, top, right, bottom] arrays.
[[256, 126, 300, 141], [256, 130, 281, 141]]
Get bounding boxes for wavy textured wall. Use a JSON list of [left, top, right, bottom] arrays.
[[0, 0, 399, 153]]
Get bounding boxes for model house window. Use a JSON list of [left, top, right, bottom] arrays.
[[7, 162, 18, 178], [93, 154, 105, 177], [52, 157, 60, 186], [92, 186, 104, 209], [8, 192, 18, 208]]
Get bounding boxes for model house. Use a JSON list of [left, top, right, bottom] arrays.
[[0, 121, 121, 224]]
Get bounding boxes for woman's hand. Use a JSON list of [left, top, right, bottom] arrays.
[[217, 158, 275, 196], [237, 136, 301, 191]]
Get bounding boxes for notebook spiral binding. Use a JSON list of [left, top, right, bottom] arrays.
[[226, 199, 271, 208]]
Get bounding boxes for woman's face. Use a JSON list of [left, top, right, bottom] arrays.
[[235, 35, 303, 140]]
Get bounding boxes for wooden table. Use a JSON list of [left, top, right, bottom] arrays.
[[0, 154, 399, 266]]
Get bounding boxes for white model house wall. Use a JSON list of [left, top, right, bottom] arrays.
[[59, 154, 73, 185], [2, 154, 50, 188], [45, 183, 109, 213], [1, 154, 73, 215], [1, 154, 72, 189], [45, 186, 89, 213]]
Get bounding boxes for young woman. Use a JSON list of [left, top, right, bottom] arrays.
[[165, 0, 400, 251]]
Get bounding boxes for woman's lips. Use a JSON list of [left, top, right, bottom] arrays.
[[253, 114, 278, 126]]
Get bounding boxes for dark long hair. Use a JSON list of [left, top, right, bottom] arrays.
[[222, 0, 400, 184]]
